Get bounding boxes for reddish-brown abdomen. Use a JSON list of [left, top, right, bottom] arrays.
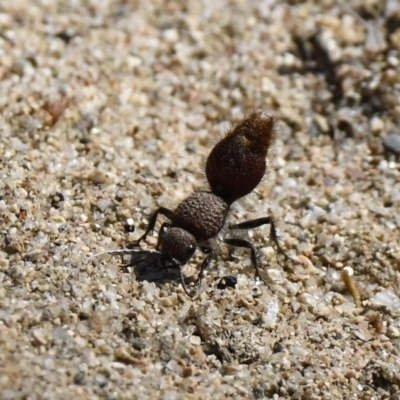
[[205, 112, 275, 204]]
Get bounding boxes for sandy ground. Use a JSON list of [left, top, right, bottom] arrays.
[[1, 1, 400, 399]]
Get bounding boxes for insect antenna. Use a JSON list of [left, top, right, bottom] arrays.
[[87, 248, 161, 268]]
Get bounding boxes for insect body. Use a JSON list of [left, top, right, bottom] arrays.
[[128, 112, 294, 297]]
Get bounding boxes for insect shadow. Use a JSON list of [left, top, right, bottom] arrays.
[[123, 249, 181, 283], [89, 247, 188, 287]]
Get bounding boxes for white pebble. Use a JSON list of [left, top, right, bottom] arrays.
[[371, 289, 400, 313]]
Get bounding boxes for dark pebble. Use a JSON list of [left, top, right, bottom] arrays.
[[382, 133, 400, 155], [73, 371, 86, 385], [217, 275, 237, 290]]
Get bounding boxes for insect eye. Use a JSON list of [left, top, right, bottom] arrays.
[[187, 244, 195, 255]]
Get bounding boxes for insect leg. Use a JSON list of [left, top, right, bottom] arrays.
[[229, 216, 294, 262], [156, 223, 171, 251], [196, 246, 214, 288], [132, 207, 174, 246], [223, 238, 263, 280], [170, 258, 196, 298]]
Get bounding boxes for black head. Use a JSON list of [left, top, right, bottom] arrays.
[[159, 227, 196, 265]]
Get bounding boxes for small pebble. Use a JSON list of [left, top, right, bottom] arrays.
[[382, 133, 400, 155]]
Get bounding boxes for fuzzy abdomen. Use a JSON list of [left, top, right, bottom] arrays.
[[206, 137, 266, 204], [206, 112, 274, 204], [171, 191, 229, 242]]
